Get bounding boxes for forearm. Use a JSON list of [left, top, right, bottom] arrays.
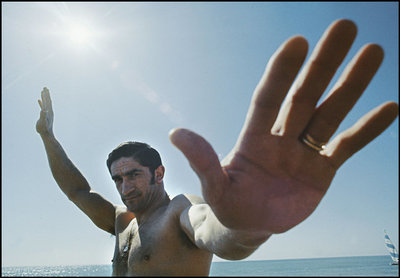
[[180, 204, 271, 260], [40, 133, 91, 199]]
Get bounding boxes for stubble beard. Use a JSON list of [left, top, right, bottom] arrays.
[[125, 181, 158, 213]]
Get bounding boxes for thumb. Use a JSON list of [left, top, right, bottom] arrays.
[[169, 128, 227, 204]]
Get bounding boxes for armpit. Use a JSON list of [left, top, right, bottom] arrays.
[[114, 205, 135, 232]]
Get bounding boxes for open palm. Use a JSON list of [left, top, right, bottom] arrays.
[[170, 19, 398, 234], [36, 87, 54, 136]]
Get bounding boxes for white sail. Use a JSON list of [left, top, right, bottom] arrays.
[[384, 230, 399, 265]]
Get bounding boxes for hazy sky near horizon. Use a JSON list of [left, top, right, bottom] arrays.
[[2, 2, 398, 267]]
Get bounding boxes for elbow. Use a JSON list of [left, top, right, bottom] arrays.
[[66, 190, 79, 202], [66, 189, 87, 204], [67, 192, 76, 201]]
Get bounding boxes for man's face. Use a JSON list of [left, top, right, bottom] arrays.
[[110, 156, 156, 212]]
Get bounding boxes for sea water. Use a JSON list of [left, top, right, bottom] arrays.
[[210, 256, 398, 276], [2, 256, 398, 276]]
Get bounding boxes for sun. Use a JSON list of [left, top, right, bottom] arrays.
[[65, 20, 96, 48], [67, 23, 92, 45], [42, 3, 111, 55]]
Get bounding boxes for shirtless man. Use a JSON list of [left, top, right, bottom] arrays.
[[36, 19, 398, 276]]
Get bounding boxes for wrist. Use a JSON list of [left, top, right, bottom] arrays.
[[230, 229, 271, 248], [39, 130, 55, 141]]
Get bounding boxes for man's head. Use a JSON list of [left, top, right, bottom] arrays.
[[107, 142, 166, 212], [107, 141, 162, 184]]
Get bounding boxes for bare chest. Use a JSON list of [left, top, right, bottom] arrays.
[[127, 222, 158, 265], [112, 217, 191, 276]]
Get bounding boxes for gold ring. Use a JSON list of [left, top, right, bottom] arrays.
[[301, 133, 326, 152]]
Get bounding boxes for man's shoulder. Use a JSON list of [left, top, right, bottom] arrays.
[[168, 194, 206, 213], [171, 193, 205, 205]]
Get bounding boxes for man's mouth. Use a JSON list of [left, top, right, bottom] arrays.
[[123, 194, 140, 201]]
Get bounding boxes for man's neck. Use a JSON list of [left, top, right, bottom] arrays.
[[135, 192, 170, 225]]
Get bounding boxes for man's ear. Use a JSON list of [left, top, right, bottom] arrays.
[[154, 165, 165, 184]]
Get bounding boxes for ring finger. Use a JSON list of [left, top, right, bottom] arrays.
[[301, 43, 384, 145]]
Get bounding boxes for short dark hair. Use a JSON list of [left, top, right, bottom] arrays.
[[106, 142, 162, 177]]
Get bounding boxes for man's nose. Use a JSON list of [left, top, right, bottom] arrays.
[[121, 178, 135, 195]]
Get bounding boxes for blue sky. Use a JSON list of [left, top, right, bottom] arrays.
[[2, 2, 398, 267]]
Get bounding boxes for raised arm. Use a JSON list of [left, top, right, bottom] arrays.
[[36, 87, 116, 235]]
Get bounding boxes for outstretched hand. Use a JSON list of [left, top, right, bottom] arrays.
[[169, 19, 398, 234], [36, 87, 54, 136]]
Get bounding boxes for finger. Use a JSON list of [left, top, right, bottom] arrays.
[[302, 43, 384, 143], [38, 99, 43, 110], [240, 36, 308, 136], [272, 19, 357, 137], [325, 102, 398, 168], [169, 128, 228, 205]]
